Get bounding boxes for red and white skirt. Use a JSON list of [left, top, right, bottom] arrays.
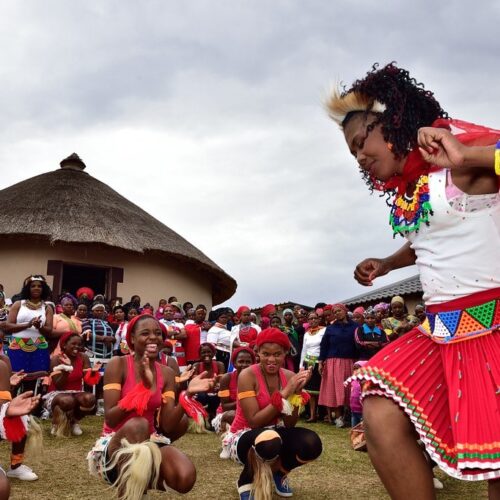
[[353, 289, 500, 481]]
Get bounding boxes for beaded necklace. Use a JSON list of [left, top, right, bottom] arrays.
[[25, 299, 43, 311], [389, 174, 433, 237], [307, 326, 322, 336]]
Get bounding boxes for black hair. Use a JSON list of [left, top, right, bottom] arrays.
[[20, 275, 52, 301], [113, 305, 125, 313], [343, 62, 448, 192]]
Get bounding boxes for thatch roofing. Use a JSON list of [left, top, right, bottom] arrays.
[[0, 154, 237, 304], [342, 274, 422, 306]]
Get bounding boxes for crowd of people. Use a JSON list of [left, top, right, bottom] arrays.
[[0, 274, 427, 499], [0, 61, 498, 500]]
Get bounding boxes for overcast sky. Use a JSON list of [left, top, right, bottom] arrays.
[[1, 1, 498, 308]]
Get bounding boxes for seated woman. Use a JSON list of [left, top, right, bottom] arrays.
[[87, 314, 213, 500], [44, 332, 100, 437], [192, 343, 225, 425], [212, 347, 255, 458], [223, 328, 322, 500]]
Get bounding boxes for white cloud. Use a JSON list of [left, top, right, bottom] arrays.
[[0, 0, 498, 308]]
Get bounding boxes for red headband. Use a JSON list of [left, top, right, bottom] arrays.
[[332, 303, 348, 314], [126, 314, 165, 350], [236, 306, 250, 318], [59, 331, 80, 349], [255, 327, 291, 351], [261, 304, 276, 318], [199, 342, 216, 357], [231, 346, 256, 365], [76, 287, 95, 301]]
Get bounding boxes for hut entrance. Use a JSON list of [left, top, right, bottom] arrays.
[[61, 263, 107, 297]]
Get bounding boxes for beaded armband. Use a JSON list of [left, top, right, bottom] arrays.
[[495, 140, 500, 176]]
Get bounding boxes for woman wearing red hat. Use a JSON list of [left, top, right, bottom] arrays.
[[230, 306, 261, 351], [44, 332, 101, 437], [87, 314, 214, 499], [223, 327, 322, 500]]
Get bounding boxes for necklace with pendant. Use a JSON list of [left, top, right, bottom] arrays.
[[389, 174, 433, 236]]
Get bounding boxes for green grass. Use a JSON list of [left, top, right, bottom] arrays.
[[0, 417, 486, 499]]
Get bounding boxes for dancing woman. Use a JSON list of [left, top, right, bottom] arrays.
[[224, 328, 322, 500], [87, 314, 213, 499], [326, 62, 500, 498]]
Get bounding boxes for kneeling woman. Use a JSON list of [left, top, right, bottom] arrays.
[[224, 328, 322, 500], [88, 314, 213, 500], [44, 332, 101, 437]]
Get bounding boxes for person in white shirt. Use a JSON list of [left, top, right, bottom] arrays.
[[207, 308, 232, 369], [299, 311, 325, 422]]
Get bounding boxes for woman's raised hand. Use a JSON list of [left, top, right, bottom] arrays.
[[418, 127, 466, 168], [60, 353, 72, 365], [354, 257, 391, 286], [178, 365, 195, 384], [139, 353, 154, 388], [10, 370, 25, 387], [282, 368, 311, 398], [187, 371, 214, 395], [6, 391, 40, 417], [92, 361, 103, 372]]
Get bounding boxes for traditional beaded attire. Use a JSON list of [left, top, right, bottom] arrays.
[[8, 301, 49, 372], [352, 120, 500, 480]]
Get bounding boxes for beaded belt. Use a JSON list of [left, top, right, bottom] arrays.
[[418, 294, 500, 344], [9, 336, 48, 352]]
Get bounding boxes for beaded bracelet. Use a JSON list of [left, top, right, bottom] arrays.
[[495, 140, 500, 176]]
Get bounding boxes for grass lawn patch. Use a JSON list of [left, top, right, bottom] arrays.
[[0, 417, 486, 499]]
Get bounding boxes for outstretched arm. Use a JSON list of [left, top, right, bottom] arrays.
[[354, 241, 416, 286]]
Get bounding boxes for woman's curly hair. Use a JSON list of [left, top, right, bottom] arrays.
[[344, 62, 448, 159], [340, 62, 448, 196]]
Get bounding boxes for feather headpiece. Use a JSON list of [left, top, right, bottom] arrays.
[[325, 88, 386, 127]]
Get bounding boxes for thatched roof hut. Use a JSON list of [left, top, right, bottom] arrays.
[[0, 154, 236, 306]]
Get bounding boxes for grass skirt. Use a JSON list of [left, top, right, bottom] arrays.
[[353, 327, 500, 480]]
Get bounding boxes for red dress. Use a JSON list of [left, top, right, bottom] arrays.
[[103, 355, 163, 434]]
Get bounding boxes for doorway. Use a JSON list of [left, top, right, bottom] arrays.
[[61, 264, 108, 297], [47, 260, 124, 301]]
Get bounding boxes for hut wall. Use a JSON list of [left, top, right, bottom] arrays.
[[0, 240, 212, 308]]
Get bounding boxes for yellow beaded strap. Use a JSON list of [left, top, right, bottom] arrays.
[[0, 391, 12, 401], [237, 390, 256, 400], [218, 389, 230, 398], [103, 383, 122, 391], [161, 391, 175, 403], [495, 141, 500, 175]]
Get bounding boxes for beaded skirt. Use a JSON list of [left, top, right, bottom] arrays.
[[352, 290, 500, 481]]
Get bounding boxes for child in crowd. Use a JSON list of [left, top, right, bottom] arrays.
[[350, 360, 367, 427]]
